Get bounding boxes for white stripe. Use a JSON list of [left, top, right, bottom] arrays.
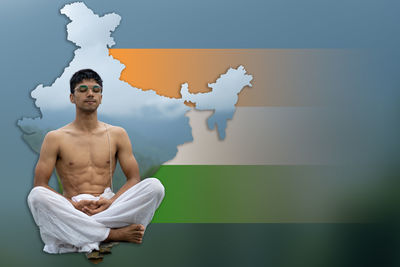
[[165, 107, 339, 165]]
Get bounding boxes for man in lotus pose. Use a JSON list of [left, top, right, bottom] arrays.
[[27, 69, 165, 253]]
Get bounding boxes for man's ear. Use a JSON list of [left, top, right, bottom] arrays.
[[70, 93, 75, 103], [99, 94, 102, 105]]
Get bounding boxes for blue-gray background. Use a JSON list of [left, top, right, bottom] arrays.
[[1, 0, 399, 266]]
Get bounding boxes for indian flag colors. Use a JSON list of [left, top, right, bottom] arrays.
[[109, 48, 379, 223]]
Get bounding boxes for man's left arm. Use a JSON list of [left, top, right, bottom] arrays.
[[86, 127, 140, 215], [110, 127, 141, 200]]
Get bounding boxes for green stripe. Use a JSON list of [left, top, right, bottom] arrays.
[[151, 165, 393, 223]]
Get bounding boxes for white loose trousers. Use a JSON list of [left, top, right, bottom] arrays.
[[27, 178, 165, 254]]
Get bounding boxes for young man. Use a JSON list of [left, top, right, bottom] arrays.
[[27, 69, 165, 254]]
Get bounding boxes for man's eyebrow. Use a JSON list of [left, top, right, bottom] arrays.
[[78, 85, 101, 88]]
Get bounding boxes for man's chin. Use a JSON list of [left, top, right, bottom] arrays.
[[79, 106, 99, 113]]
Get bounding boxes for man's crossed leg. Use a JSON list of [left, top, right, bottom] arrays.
[[27, 178, 165, 254]]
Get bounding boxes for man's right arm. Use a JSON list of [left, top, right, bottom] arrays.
[[33, 131, 59, 191]]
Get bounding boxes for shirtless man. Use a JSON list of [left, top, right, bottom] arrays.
[[27, 69, 165, 253]]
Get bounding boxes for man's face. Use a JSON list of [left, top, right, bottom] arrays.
[[70, 79, 102, 112]]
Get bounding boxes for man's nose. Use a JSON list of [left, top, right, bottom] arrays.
[[86, 88, 95, 96]]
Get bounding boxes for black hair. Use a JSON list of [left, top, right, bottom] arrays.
[[70, 69, 103, 94]]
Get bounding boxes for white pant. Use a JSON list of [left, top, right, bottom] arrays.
[[27, 178, 165, 254]]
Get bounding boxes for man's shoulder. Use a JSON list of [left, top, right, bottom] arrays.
[[49, 125, 72, 135], [102, 123, 130, 145], [45, 129, 63, 139], [44, 124, 73, 141], [103, 123, 127, 136], [41, 129, 64, 149]]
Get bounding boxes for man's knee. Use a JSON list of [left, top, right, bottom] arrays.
[[27, 186, 53, 209], [144, 178, 165, 201]]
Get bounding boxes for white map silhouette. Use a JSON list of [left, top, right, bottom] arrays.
[[18, 2, 253, 178], [181, 66, 252, 139]]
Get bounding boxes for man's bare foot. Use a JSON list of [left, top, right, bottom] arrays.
[[105, 224, 145, 244]]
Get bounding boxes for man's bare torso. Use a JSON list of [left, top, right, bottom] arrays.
[[54, 122, 117, 198]]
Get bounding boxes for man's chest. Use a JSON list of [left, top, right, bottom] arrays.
[[57, 135, 116, 168]]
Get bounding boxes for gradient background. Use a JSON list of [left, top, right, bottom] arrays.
[[1, 0, 400, 266]]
